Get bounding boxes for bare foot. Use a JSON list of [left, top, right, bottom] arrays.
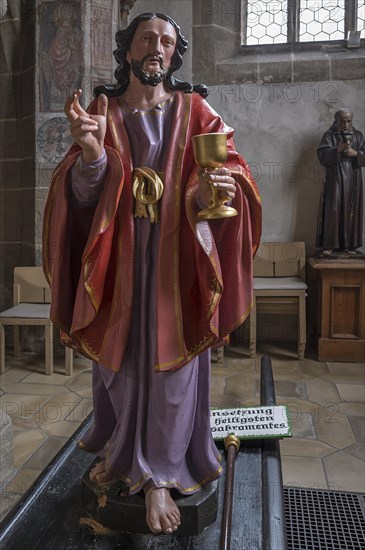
[[144, 483, 181, 535], [89, 460, 115, 486], [322, 249, 333, 256]]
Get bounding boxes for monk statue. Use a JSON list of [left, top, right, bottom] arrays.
[[42, 12, 261, 535], [317, 109, 365, 256]]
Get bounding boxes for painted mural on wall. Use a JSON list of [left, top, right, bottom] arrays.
[[37, 118, 73, 164], [91, 4, 112, 68], [39, 1, 83, 112]]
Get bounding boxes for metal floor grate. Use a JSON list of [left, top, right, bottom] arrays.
[[284, 487, 365, 550]]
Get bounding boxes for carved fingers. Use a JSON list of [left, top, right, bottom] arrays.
[[202, 167, 236, 200], [64, 89, 107, 160]]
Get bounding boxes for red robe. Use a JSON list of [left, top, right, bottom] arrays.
[[43, 91, 261, 372]]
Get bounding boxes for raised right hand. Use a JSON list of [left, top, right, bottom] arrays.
[[64, 89, 108, 162]]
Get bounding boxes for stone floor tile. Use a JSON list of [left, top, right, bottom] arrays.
[[1, 345, 364, 498], [209, 392, 236, 409], [0, 491, 21, 522], [53, 357, 92, 380], [0, 366, 35, 385], [23, 437, 68, 469], [220, 353, 256, 373], [223, 373, 256, 402], [323, 451, 365, 493], [65, 371, 92, 393], [277, 398, 324, 421], [257, 379, 307, 400], [316, 411, 356, 449], [336, 383, 365, 403], [349, 416, 365, 442], [66, 398, 93, 423], [11, 416, 38, 430], [210, 365, 236, 378], [211, 362, 254, 378], [72, 387, 92, 399], [323, 371, 365, 384], [270, 359, 301, 374], [1, 383, 69, 396], [298, 358, 329, 378], [343, 441, 365, 462], [281, 456, 327, 489], [338, 402, 365, 416], [4, 468, 43, 494], [268, 371, 313, 383], [210, 375, 228, 397], [306, 378, 340, 406], [327, 362, 365, 375], [34, 392, 82, 427], [40, 420, 82, 438], [12, 427, 47, 468], [0, 393, 50, 418], [290, 413, 316, 439], [280, 438, 334, 458], [22, 371, 82, 387]]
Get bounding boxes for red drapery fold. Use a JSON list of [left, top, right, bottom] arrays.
[[43, 92, 262, 372]]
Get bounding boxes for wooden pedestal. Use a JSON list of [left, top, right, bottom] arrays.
[[307, 256, 365, 362]]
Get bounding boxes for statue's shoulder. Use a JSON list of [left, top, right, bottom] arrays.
[[190, 92, 219, 119], [190, 91, 208, 106], [320, 128, 336, 142], [353, 127, 364, 139]]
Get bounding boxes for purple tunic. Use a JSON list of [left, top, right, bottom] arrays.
[[72, 96, 222, 495]]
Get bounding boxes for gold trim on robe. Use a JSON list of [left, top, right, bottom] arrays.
[[42, 92, 262, 373]]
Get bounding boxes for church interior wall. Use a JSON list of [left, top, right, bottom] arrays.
[[0, 0, 364, 344], [207, 78, 365, 252]]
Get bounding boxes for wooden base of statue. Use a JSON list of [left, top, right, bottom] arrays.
[[81, 460, 218, 536], [307, 254, 365, 362]]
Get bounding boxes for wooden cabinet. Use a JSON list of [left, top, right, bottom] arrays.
[[307, 256, 365, 362]]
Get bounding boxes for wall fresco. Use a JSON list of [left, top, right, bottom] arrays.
[[39, 1, 83, 112]]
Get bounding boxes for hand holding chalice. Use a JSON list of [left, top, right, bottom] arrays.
[[192, 133, 238, 220]]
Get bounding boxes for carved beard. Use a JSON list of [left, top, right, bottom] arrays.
[[130, 55, 168, 86]]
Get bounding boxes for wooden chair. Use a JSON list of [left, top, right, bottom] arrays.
[[0, 267, 73, 375], [250, 242, 307, 359]]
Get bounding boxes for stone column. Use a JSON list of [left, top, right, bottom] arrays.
[[0, 0, 36, 308], [0, 0, 120, 310], [192, 0, 241, 84], [35, 0, 120, 264]]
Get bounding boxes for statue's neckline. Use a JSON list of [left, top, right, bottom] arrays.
[[120, 95, 174, 114]]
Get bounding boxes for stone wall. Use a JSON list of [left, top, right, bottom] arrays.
[[207, 79, 365, 251], [34, 0, 120, 265], [0, 0, 36, 309], [1, 0, 364, 340], [192, 0, 365, 253], [107, 0, 365, 254], [0, 0, 120, 311]]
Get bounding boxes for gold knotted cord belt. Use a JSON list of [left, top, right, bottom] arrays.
[[132, 167, 164, 224]]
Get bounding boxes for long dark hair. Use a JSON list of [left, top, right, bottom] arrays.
[[93, 12, 208, 99]]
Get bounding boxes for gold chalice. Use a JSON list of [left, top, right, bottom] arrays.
[[192, 133, 238, 220]]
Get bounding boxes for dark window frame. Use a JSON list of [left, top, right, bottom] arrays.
[[241, 0, 361, 49]]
